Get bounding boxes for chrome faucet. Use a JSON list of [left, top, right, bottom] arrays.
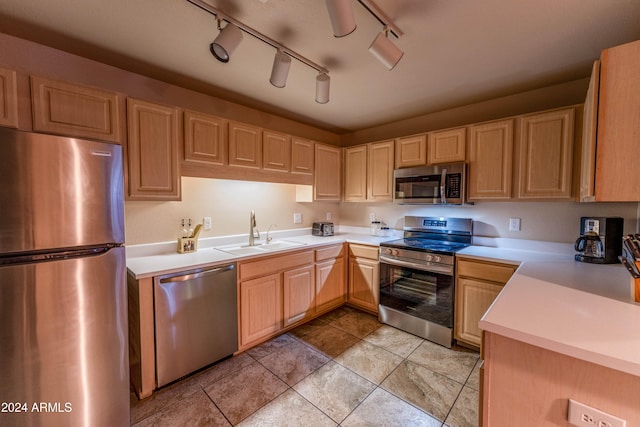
[[249, 210, 260, 246]]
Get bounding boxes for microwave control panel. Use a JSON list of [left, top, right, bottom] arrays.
[[446, 173, 461, 198]]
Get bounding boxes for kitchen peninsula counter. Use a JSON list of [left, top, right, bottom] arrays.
[[457, 245, 640, 376]]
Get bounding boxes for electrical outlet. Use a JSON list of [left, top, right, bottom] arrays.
[[568, 399, 626, 427], [509, 217, 521, 231], [326, 212, 332, 221], [370, 213, 376, 222], [293, 212, 302, 224], [203, 216, 212, 230]]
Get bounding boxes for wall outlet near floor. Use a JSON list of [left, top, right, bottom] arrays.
[[509, 217, 521, 231], [568, 399, 626, 427], [203, 216, 212, 230], [293, 212, 302, 224]]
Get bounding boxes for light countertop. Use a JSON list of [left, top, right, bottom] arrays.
[[126, 229, 640, 376], [126, 227, 394, 279]]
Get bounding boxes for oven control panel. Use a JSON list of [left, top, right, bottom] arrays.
[[380, 247, 453, 266]]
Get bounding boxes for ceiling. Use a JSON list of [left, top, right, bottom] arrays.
[[1, 0, 640, 134]]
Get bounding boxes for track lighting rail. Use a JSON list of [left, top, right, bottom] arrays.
[[186, 0, 329, 74]]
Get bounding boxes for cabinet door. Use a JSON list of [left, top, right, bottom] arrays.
[[316, 257, 346, 313], [263, 130, 291, 172], [283, 265, 315, 327], [368, 140, 395, 201], [468, 119, 514, 200], [183, 110, 226, 166], [595, 40, 640, 201], [0, 68, 18, 128], [395, 134, 427, 168], [348, 257, 379, 313], [291, 137, 314, 175], [344, 145, 367, 202], [229, 120, 261, 169], [126, 98, 180, 201], [428, 127, 466, 164], [455, 277, 503, 347], [580, 61, 600, 202], [240, 273, 283, 347], [517, 108, 575, 199], [31, 76, 122, 143], [314, 143, 342, 200]]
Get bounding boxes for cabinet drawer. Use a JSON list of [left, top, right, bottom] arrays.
[[239, 250, 314, 280], [349, 244, 379, 260], [316, 244, 345, 261], [457, 259, 517, 284]]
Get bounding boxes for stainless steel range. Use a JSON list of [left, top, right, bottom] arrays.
[[378, 216, 473, 348]]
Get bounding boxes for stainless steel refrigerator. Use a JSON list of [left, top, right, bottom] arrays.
[[0, 128, 129, 427]]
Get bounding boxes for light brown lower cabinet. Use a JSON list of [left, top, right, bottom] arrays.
[[283, 265, 315, 327], [240, 273, 283, 347], [455, 258, 517, 348], [347, 244, 380, 314], [481, 331, 640, 426], [238, 245, 346, 350]]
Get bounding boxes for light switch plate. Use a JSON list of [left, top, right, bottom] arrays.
[[203, 216, 212, 230]]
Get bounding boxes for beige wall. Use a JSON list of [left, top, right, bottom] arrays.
[[125, 177, 338, 245], [125, 176, 639, 245], [337, 201, 639, 243]]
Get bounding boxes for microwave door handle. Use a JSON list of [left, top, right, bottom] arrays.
[[440, 169, 447, 204]]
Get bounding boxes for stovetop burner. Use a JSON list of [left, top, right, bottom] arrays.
[[381, 238, 470, 255]]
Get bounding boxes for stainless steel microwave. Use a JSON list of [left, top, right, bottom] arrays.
[[393, 163, 467, 205]]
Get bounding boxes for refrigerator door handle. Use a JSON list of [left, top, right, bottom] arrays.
[[159, 264, 235, 283]]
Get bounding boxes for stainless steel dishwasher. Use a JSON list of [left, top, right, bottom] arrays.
[[154, 263, 238, 387]]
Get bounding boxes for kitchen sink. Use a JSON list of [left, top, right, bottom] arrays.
[[215, 240, 306, 256]]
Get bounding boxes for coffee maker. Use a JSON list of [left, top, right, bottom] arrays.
[[574, 217, 623, 264]]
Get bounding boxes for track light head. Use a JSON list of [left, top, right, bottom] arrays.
[[368, 28, 403, 70], [325, 0, 357, 37], [315, 73, 330, 104], [210, 20, 243, 62], [270, 50, 292, 88]]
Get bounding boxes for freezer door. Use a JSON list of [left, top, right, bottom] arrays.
[[0, 128, 124, 254], [0, 247, 129, 427]]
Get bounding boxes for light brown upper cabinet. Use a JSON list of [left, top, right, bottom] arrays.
[[592, 40, 640, 201], [126, 98, 180, 201], [580, 60, 599, 202], [343, 140, 394, 202], [368, 140, 395, 201], [228, 120, 261, 169], [0, 68, 18, 128], [468, 119, 514, 200], [343, 145, 368, 202], [291, 136, 314, 175], [395, 133, 427, 168], [183, 110, 226, 166], [314, 143, 342, 201], [517, 108, 575, 199], [31, 76, 122, 143], [428, 127, 466, 164], [262, 129, 291, 172]]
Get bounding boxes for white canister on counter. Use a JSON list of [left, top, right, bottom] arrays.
[[371, 221, 381, 236]]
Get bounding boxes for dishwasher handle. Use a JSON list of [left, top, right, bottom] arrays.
[[159, 264, 235, 283]]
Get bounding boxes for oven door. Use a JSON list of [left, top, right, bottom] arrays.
[[379, 255, 454, 329]]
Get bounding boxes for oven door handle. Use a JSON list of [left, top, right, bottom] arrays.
[[379, 255, 453, 276], [440, 168, 447, 204]]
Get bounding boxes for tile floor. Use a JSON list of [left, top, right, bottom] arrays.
[[131, 306, 480, 427]]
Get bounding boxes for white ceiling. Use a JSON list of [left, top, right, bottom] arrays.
[[1, 0, 640, 133]]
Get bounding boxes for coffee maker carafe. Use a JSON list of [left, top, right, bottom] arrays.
[[574, 217, 623, 264]]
